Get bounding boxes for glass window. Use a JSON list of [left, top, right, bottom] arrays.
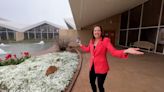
[[42, 33, 47, 40], [0, 27, 6, 32], [127, 29, 139, 46], [129, 5, 141, 28], [25, 24, 59, 40], [140, 28, 157, 51], [29, 32, 34, 39], [36, 32, 41, 39], [142, 0, 162, 27], [161, 3, 164, 25], [53, 33, 59, 39], [119, 30, 127, 46], [8, 31, 15, 40], [120, 11, 128, 29], [156, 27, 164, 53], [24, 32, 28, 40], [48, 33, 53, 39], [140, 28, 157, 43], [0, 31, 7, 40]]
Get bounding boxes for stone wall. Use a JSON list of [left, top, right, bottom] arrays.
[[16, 32, 24, 41]]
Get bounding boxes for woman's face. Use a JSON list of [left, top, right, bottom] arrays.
[[93, 26, 102, 39]]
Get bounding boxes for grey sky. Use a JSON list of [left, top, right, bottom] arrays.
[[0, 0, 72, 27]]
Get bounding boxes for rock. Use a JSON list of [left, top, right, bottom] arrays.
[[46, 66, 58, 76]]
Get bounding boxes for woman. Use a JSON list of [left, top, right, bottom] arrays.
[[77, 25, 144, 92]]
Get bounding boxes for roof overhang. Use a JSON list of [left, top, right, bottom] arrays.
[[69, 0, 148, 30], [64, 18, 76, 29]]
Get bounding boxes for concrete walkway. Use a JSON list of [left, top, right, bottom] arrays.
[[72, 52, 164, 92]]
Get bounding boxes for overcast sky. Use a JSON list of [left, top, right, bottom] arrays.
[[0, 0, 73, 27]]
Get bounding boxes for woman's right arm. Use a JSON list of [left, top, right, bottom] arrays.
[[78, 40, 91, 52]]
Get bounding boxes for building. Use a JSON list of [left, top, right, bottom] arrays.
[[0, 19, 63, 41], [69, 0, 164, 55]]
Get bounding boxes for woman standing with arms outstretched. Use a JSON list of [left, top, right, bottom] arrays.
[[77, 25, 144, 92]]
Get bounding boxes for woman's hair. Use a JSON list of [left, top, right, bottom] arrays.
[[92, 25, 104, 39]]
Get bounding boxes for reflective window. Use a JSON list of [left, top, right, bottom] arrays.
[[120, 11, 128, 29], [129, 5, 141, 28], [119, 30, 127, 46], [127, 29, 139, 46], [142, 0, 162, 27]]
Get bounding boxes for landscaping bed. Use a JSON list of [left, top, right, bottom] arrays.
[[0, 52, 79, 92]]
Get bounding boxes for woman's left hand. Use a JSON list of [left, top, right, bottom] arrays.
[[124, 48, 144, 55]]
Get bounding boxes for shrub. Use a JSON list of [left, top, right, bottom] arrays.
[[58, 39, 70, 51]]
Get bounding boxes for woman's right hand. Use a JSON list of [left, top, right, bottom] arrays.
[[76, 37, 82, 46]]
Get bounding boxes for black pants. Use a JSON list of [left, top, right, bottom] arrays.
[[89, 64, 107, 92]]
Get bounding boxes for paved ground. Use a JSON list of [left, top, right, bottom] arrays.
[[72, 52, 164, 92]]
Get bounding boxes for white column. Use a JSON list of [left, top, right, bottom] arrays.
[[14, 32, 16, 40], [40, 27, 42, 40], [47, 26, 49, 40], [53, 29, 55, 39], [0, 32, 1, 41], [6, 28, 9, 40], [41, 27, 43, 40], [40, 31, 43, 40], [56, 29, 59, 40], [155, 0, 164, 53], [138, 4, 144, 41], [27, 31, 30, 39], [34, 28, 36, 40]]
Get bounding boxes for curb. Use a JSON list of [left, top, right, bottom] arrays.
[[64, 48, 83, 92]]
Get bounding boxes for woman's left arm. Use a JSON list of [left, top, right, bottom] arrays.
[[104, 38, 128, 58], [104, 38, 144, 58]]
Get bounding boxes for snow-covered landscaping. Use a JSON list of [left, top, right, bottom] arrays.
[[0, 52, 79, 92]]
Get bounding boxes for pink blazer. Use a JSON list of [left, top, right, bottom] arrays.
[[80, 37, 128, 74]]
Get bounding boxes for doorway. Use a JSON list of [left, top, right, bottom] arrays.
[[104, 31, 115, 45]]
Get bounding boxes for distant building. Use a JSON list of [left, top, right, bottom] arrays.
[[0, 19, 63, 41]]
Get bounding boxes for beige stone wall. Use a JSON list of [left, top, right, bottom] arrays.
[[59, 29, 78, 42], [77, 30, 92, 45], [58, 29, 92, 45], [16, 32, 24, 41]]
